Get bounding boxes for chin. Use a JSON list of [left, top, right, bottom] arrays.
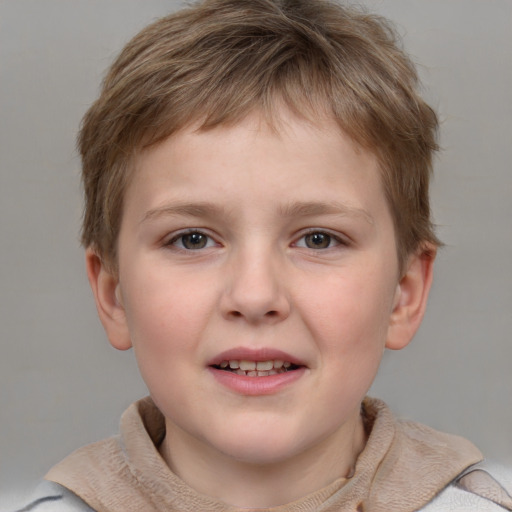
[[207, 423, 312, 466], [220, 441, 301, 466]]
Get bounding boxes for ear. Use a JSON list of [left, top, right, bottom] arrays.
[[385, 245, 436, 351], [85, 248, 132, 351]]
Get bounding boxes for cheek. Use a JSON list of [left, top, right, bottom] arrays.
[[121, 269, 214, 362], [123, 283, 213, 411], [299, 266, 396, 356], [309, 271, 394, 406]]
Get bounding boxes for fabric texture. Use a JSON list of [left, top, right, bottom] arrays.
[[7, 481, 94, 512], [422, 462, 512, 511], [43, 396, 487, 512]]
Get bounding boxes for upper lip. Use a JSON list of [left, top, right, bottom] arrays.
[[207, 347, 306, 367]]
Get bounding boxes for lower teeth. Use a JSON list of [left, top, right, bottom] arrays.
[[219, 366, 296, 376]]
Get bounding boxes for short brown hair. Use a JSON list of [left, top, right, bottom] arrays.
[[79, 0, 440, 273]]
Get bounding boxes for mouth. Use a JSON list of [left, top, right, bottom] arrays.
[[208, 349, 307, 394], [211, 359, 301, 377]]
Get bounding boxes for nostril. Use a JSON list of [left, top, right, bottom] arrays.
[[265, 310, 278, 317]]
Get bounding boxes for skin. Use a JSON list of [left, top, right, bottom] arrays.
[[87, 110, 435, 508]]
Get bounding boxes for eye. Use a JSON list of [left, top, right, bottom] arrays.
[[295, 231, 342, 249], [168, 231, 216, 250]]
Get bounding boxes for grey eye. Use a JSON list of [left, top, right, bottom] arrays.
[[304, 232, 332, 249], [179, 232, 209, 250]]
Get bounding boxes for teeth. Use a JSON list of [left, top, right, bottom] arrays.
[[256, 361, 273, 371], [218, 359, 296, 375], [239, 360, 256, 371]]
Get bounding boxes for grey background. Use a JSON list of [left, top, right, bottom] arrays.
[[1, 0, 511, 501]]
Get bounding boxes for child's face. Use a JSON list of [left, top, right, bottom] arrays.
[[90, 111, 430, 468]]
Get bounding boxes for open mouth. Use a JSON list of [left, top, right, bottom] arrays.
[[211, 359, 301, 377]]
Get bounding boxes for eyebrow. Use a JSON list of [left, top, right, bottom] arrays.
[[141, 201, 228, 223], [278, 201, 375, 225], [141, 200, 374, 225]]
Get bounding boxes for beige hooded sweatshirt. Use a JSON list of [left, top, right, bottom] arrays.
[[45, 397, 483, 512]]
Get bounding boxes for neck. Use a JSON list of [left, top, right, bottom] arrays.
[[159, 413, 366, 508]]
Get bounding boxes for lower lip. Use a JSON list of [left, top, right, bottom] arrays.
[[208, 367, 306, 396]]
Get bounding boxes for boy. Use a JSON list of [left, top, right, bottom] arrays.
[[15, 0, 511, 510]]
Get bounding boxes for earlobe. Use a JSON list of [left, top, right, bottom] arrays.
[[85, 248, 132, 351], [385, 245, 436, 351]]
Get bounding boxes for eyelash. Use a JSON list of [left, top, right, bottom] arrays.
[[294, 229, 346, 250], [165, 230, 218, 251], [165, 229, 347, 252]]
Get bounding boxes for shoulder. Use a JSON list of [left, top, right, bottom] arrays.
[[421, 461, 512, 511], [6, 481, 94, 512]]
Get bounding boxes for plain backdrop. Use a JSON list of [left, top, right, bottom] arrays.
[[1, 0, 511, 502]]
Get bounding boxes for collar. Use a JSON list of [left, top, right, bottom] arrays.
[[46, 396, 483, 512]]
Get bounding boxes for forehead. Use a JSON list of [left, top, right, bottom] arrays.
[[137, 110, 376, 173], [125, 110, 386, 224]]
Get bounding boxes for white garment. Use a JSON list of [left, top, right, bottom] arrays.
[[423, 462, 512, 512], [4, 481, 93, 512], [11, 464, 512, 512]]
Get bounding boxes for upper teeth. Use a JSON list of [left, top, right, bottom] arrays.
[[221, 359, 292, 370]]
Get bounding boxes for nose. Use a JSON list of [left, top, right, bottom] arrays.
[[220, 245, 291, 324]]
